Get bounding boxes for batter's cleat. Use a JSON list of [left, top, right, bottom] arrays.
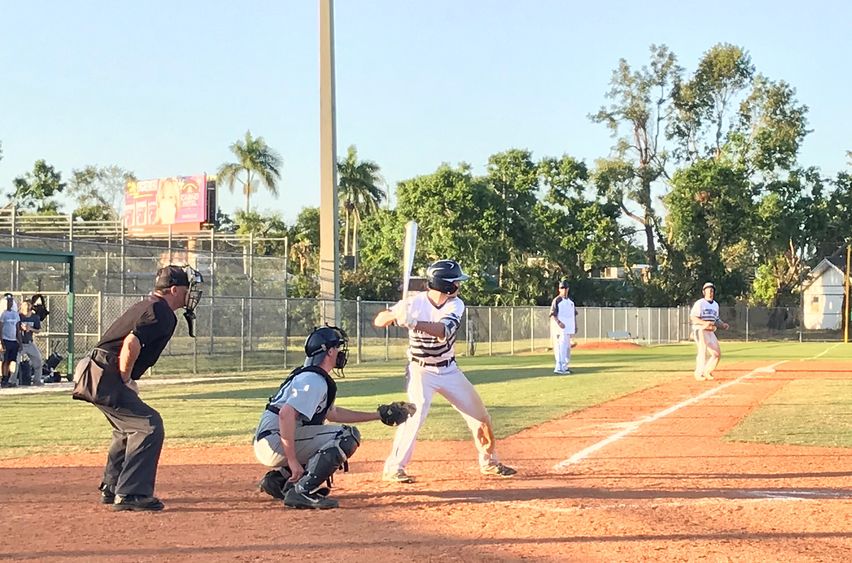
[[259, 470, 289, 500], [694, 373, 706, 381], [112, 495, 164, 512], [382, 469, 415, 483], [99, 482, 116, 505], [564, 369, 572, 375], [704, 373, 715, 381], [480, 462, 517, 477], [283, 488, 339, 510]]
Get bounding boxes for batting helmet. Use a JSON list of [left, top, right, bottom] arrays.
[[305, 325, 349, 370], [426, 260, 469, 294]]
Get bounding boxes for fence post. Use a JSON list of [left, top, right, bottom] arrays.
[[96, 291, 103, 341], [598, 308, 602, 340], [240, 297, 245, 372], [209, 229, 215, 355], [745, 306, 749, 342], [119, 223, 126, 296], [657, 308, 661, 344], [283, 297, 289, 368], [488, 306, 493, 356], [647, 308, 652, 345], [529, 306, 534, 352], [384, 322, 389, 362], [465, 311, 471, 356], [583, 307, 587, 342], [356, 297, 362, 364], [510, 307, 515, 355], [248, 231, 254, 352]]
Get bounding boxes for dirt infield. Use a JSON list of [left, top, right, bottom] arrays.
[[1, 361, 850, 562]]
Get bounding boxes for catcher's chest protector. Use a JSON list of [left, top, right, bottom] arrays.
[[267, 366, 337, 425]]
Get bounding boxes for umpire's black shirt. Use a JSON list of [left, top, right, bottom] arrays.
[[96, 295, 177, 380]]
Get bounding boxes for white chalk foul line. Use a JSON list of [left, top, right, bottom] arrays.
[[553, 360, 789, 471]]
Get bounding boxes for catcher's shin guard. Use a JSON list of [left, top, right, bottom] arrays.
[[295, 426, 361, 494]]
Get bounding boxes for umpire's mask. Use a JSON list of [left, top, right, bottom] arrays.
[[182, 266, 204, 337], [155, 264, 204, 337]]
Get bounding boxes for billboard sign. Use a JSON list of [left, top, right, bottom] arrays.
[[124, 174, 208, 234]]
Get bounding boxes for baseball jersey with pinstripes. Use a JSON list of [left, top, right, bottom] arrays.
[[393, 292, 464, 363]]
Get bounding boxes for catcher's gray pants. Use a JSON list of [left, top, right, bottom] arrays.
[[254, 423, 350, 468], [96, 384, 164, 498]]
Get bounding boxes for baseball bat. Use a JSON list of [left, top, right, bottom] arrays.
[[402, 220, 418, 303]]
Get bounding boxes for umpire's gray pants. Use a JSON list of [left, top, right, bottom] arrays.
[[96, 384, 165, 498]]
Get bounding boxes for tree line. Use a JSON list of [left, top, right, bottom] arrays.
[[2, 43, 850, 306]]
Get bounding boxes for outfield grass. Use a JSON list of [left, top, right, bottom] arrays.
[[0, 342, 849, 459]]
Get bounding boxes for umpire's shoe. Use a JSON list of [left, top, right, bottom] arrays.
[[283, 487, 339, 510], [112, 495, 165, 512], [99, 482, 116, 505]]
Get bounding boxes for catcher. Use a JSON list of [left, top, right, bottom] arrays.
[[252, 325, 415, 510], [690, 282, 730, 381]]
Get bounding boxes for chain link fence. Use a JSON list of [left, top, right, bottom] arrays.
[[9, 292, 838, 378]]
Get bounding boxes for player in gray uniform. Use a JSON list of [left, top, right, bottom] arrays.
[[253, 325, 414, 509]]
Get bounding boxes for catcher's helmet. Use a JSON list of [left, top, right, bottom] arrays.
[[304, 325, 349, 370], [426, 259, 469, 294]]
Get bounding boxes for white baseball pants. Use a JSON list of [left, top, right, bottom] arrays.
[[383, 361, 499, 474], [693, 329, 721, 377], [551, 331, 572, 372]]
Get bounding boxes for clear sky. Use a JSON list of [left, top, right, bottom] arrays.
[[1, 0, 849, 222]]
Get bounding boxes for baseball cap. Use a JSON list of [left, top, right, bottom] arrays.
[[702, 282, 715, 291], [154, 265, 190, 290], [559, 278, 570, 289]]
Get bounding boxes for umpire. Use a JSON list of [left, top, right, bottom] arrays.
[[74, 265, 202, 511]]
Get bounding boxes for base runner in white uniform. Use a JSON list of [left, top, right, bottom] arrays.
[[689, 282, 729, 381], [374, 259, 516, 483]]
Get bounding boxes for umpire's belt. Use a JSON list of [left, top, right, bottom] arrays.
[[256, 429, 279, 441], [410, 356, 455, 368]]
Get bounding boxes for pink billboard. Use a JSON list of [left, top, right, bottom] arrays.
[[124, 174, 208, 234]]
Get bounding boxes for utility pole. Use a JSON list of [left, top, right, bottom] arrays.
[[318, 0, 340, 325]]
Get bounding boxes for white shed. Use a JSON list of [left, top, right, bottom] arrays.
[[801, 257, 848, 330]]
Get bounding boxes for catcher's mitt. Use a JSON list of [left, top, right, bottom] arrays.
[[378, 401, 416, 426]]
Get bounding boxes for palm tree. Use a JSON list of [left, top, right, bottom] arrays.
[[217, 131, 283, 214], [337, 145, 385, 269]]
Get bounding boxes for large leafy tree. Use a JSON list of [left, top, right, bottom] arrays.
[[663, 158, 755, 302], [337, 145, 385, 269], [68, 165, 135, 220], [591, 44, 682, 271], [217, 131, 283, 214], [484, 149, 540, 285], [670, 43, 755, 161], [10, 159, 66, 213]]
